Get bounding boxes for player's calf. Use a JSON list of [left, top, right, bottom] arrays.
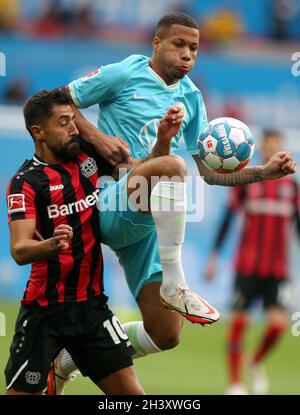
[[96, 366, 144, 395]]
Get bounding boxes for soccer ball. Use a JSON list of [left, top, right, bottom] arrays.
[[198, 117, 255, 173]]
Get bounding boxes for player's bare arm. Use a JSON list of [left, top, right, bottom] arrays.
[[65, 86, 130, 166], [10, 219, 73, 265], [193, 151, 296, 186], [111, 104, 184, 177]]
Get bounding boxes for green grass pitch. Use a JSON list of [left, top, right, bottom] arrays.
[[0, 303, 299, 395]]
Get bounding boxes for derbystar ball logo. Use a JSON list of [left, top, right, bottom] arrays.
[[216, 124, 232, 156], [47, 189, 100, 218]]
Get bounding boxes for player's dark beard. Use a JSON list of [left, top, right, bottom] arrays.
[[53, 136, 80, 162]]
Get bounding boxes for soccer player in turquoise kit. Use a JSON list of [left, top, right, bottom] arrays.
[[49, 13, 296, 392]]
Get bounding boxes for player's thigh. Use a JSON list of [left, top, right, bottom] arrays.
[[231, 274, 257, 311], [263, 278, 290, 327], [136, 281, 183, 349], [96, 365, 144, 395], [66, 305, 135, 387], [126, 155, 186, 209], [5, 303, 62, 394], [99, 172, 155, 250]]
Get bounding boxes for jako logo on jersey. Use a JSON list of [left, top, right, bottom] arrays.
[[47, 189, 100, 218], [7, 194, 25, 214], [50, 184, 64, 192], [80, 157, 97, 178]]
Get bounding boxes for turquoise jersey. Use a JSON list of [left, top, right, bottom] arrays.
[[69, 54, 208, 159]]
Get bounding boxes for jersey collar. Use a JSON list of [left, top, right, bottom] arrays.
[[147, 65, 179, 90], [33, 154, 49, 165]]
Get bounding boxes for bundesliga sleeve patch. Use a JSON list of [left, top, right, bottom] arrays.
[[7, 193, 25, 214], [83, 69, 101, 80]]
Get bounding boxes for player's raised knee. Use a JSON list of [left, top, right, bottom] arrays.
[[160, 155, 187, 179]]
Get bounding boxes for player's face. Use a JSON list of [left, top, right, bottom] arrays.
[[261, 135, 282, 162], [43, 105, 80, 162], [152, 24, 199, 83]]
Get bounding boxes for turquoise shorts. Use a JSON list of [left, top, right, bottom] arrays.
[[98, 172, 162, 299]]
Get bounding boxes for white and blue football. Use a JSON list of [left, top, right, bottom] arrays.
[[198, 117, 255, 173]]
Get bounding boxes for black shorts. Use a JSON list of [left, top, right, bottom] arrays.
[[231, 273, 289, 311], [5, 296, 135, 393]]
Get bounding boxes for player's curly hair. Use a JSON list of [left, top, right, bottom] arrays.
[[23, 88, 73, 138], [156, 13, 199, 38]]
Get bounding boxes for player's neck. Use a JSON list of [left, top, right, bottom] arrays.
[[149, 59, 178, 86], [35, 145, 64, 165]]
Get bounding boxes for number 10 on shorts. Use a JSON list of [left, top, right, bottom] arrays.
[[103, 316, 128, 344]]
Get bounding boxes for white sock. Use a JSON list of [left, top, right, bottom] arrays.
[[122, 321, 162, 358], [150, 181, 187, 296], [58, 349, 77, 378]]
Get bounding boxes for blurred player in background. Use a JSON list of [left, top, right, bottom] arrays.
[[205, 131, 300, 395], [51, 13, 296, 393]]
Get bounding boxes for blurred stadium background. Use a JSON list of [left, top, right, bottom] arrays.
[[0, 0, 300, 394]]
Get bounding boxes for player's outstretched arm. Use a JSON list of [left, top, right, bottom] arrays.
[[64, 86, 130, 166], [10, 220, 72, 265], [193, 151, 296, 186]]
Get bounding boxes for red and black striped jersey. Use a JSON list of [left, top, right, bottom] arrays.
[[213, 177, 300, 279], [7, 138, 114, 306]]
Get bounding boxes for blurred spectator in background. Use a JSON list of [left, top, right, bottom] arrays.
[[28, 0, 98, 39], [199, 8, 245, 47], [205, 130, 300, 395], [222, 98, 246, 121], [32, 1, 66, 38], [0, 0, 20, 32], [71, 4, 98, 38], [3, 79, 27, 105], [272, 0, 297, 41]]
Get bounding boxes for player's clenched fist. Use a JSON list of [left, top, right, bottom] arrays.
[[157, 104, 184, 143], [262, 151, 297, 180], [51, 224, 73, 251]]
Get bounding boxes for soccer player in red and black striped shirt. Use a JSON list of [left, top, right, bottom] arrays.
[[5, 89, 144, 395], [5, 88, 194, 395], [205, 131, 300, 395]]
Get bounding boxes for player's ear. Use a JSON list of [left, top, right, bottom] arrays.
[[152, 36, 161, 52], [31, 125, 44, 142]]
